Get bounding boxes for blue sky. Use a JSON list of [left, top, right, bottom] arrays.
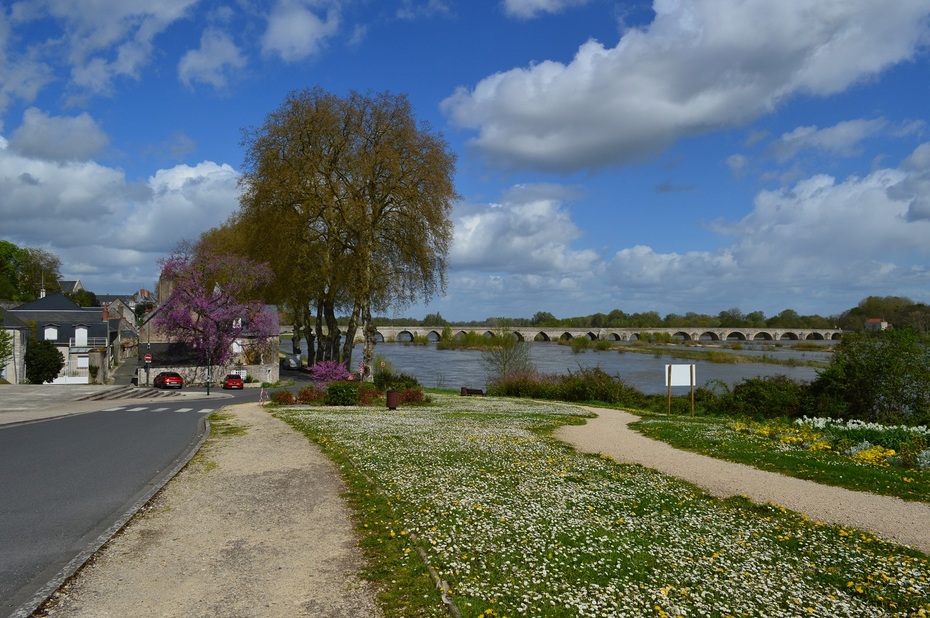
[[1, 0, 929, 322]]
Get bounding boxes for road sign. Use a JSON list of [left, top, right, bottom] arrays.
[[144, 353, 152, 363]]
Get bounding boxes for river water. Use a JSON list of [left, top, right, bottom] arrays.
[[285, 340, 831, 395]]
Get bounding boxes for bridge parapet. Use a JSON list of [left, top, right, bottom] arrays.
[[350, 326, 844, 344]]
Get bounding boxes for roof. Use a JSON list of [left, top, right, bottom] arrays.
[[13, 292, 82, 311]]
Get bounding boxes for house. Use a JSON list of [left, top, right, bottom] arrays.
[[137, 303, 280, 387], [4, 293, 127, 384], [0, 310, 29, 383], [865, 318, 891, 332], [59, 279, 84, 295]]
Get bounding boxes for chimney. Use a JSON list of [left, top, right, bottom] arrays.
[[102, 303, 109, 322]]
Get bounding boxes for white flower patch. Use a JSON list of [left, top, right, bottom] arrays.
[[278, 395, 930, 617]]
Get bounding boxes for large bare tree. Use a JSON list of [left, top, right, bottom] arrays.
[[237, 88, 457, 378]]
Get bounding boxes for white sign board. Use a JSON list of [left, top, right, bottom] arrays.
[[665, 364, 695, 387]]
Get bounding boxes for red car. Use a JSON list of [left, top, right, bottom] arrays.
[[153, 371, 183, 389], [222, 374, 244, 389]]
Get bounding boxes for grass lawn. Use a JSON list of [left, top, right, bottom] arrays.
[[628, 413, 930, 503], [274, 394, 929, 618]]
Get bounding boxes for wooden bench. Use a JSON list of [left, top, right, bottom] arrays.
[[460, 387, 485, 396]]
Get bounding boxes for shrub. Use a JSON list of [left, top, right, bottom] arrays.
[[270, 390, 296, 405], [358, 383, 382, 406], [326, 381, 359, 406], [25, 338, 65, 384], [398, 387, 427, 404], [374, 368, 421, 391], [716, 375, 808, 419], [296, 385, 326, 404]]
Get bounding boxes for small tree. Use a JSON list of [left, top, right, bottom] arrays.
[[155, 249, 277, 370], [812, 328, 930, 424], [480, 328, 535, 384], [25, 339, 64, 384], [0, 328, 13, 372]]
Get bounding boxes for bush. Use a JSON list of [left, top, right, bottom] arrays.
[[270, 390, 296, 405], [358, 383, 382, 406], [326, 381, 359, 406], [398, 387, 427, 404], [374, 368, 421, 391], [488, 367, 645, 406], [296, 385, 326, 404], [716, 375, 808, 419]]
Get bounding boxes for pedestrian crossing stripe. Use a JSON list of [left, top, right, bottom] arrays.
[[101, 405, 213, 414]]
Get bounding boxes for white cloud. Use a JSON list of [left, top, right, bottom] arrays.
[[12, 0, 199, 94], [0, 129, 241, 291], [502, 0, 591, 19], [443, 0, 930, 172], [8, 108, 109, 161], [261, 0, 340, 62], [604, 143, 930, 312], [178, 28, 247, 89], [451, 183, 599, 274], [767, 118, 889, 162]]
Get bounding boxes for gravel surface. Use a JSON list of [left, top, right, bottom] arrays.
[[557, 406, 930, 555], [39, 403, 382, 618]]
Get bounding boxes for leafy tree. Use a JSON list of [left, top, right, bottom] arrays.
[[0, 327, 13, 374], [811, 329, 930, 425], [531, 311, 557, 326], [422, 312, 447, 327], [154, 248, 277, 369], [67, 289, 99, 307], [237, 87, 457, 380], [25, 339, 64, 384], [0, 242, 62, 301]]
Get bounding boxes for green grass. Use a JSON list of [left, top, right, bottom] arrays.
[[275, 395, 929, 617], [616, 344, 829, 368], [629, 414, 930, 503]]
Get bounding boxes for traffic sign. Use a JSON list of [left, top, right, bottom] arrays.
[[144, 353, 152, 363]]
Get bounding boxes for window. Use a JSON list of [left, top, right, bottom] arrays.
[[77, 356, 89, 368], [44, 325, 58, 341], [75, 326, 88, 346]]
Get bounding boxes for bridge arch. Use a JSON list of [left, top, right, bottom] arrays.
[[674, 331, 693, 341], [806, 332, 825, 340], [534, 332, 550, 342], [753, 331, 774, 341], [725, 330, 747, 341], [779, 332, 799, 340]]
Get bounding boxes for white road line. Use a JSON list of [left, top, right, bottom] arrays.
[[175, 408, 193, 413], [197, 408, 214, 414], [127, 407, 148, 412], [151, 407, 169, 412], [102, 407, 126, 411]]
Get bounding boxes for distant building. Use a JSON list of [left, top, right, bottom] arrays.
[[864, 318, 891, 332]]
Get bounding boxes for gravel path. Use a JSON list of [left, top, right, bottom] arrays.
[[556, 406, 930, 555], [40, 403, 382, 618]]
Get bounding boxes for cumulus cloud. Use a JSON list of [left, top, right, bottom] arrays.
[[261, 0, 340, 62], [8, 108, 110, 161], [178, 28, 247, 89], [0, 127, 241, 290], [443, 0, 930, 172], [12, 0, 199, 94], [503, 0, 592, 19], [451, 183, 599, 274]]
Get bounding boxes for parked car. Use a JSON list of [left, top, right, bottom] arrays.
[[153, 371, 183, 389], [222, 374, 244, 389]]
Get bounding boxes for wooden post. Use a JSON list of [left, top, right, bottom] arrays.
[[690, 364, 695, 417], [667, 364, 672, 415]]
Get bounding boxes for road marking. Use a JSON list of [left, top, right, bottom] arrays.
[[197, 408, 213, 414], [151, 407, 169, 412], [103, 406, 126, 411], [175, 408, 193, 413], [127, 407, 148, 412]]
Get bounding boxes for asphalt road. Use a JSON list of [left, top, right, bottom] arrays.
[[0, 390, 252, 617]]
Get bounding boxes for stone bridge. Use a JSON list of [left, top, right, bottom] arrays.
[[339, 326, 844, 344]]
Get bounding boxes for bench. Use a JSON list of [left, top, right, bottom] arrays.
[[460, 387, 485, 396]]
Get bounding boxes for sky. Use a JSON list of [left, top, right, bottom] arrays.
[[1, 0, 929, 323]]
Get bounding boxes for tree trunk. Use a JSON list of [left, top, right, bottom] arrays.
[[323, 299, 340, 362], [361, 302, 377, 382], [341, 302, 360, 372], [314, 299, 325, 365]]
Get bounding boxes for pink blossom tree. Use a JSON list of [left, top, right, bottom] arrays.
[[155, 251, 277, 369]]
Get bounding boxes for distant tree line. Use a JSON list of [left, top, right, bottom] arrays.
[[371, 296, 930, 334]]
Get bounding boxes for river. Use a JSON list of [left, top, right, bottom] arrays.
[[283, 340, 831, 395]]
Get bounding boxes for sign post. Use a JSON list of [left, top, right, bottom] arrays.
[[664, 364, 696, 416]]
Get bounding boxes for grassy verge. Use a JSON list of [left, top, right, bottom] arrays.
[[629, 414, 930, 503], [615, 343, 830, 368], [274, 395, 929, 617]]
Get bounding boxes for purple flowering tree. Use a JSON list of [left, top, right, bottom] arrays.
[[154, 251, 276, 370]]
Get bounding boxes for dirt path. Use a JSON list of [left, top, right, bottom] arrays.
[[556, 406, 930, 555], [40, 403, 382, 618]]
